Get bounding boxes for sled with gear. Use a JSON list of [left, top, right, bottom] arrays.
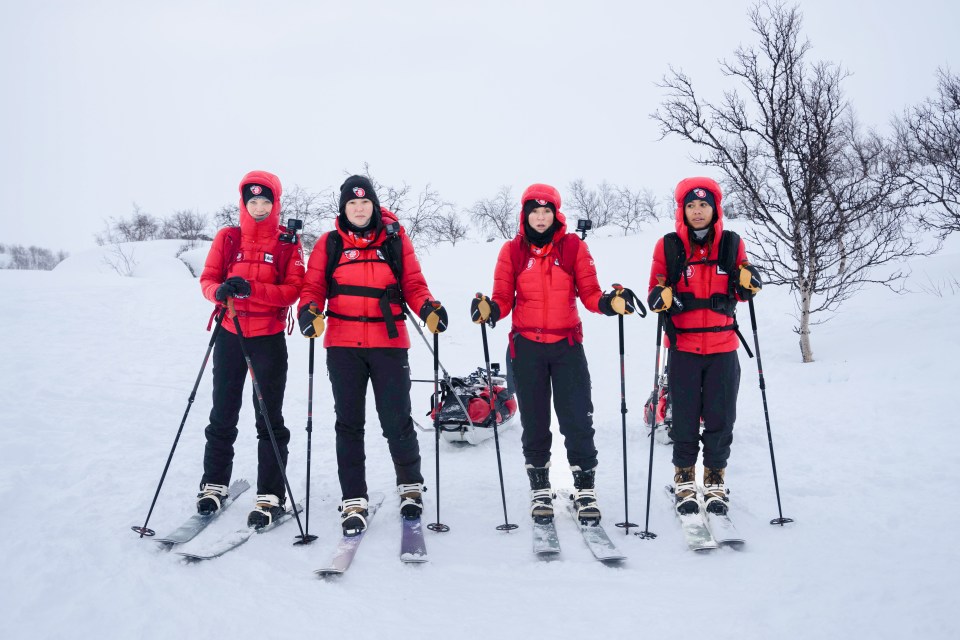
[[416, 364, 519, 445], [641, 344, 706, 445]]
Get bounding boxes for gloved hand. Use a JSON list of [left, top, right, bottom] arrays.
[[298, 303, 325, 338], [737, 264, 762, 299], [598, 286, 637, 316], [215, 276, 252, 302], [419, 300, 448, 334], [471, 294, 501, 328], [648, 284, 681, 314]]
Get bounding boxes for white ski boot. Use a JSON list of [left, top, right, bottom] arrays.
[[247, 494, 285, 530], [339, 497, 369, 536], [526, 464, 554, 524], [571, 465, 601, 525], [196, 483, 229, 516], [398, 483, 425, 520], [703, 467, 729, 515], [674, 466, 699, 515]]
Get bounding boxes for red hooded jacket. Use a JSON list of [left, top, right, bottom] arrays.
[[200, 170, 305, 337], [647, 177, 749, 355], [299, 209, 434, 349], [490, 184, 603, 347]]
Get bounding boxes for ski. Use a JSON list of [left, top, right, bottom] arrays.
[[176, 501, 302, 561], [532, 519, 561, 557], [665, 485, 718, 552], [314, 492, 385, 577], [400, 516, 428, 563], [702, 486, 745, 548], [154, 479, 251, 547], [556, 489, 626, 563]]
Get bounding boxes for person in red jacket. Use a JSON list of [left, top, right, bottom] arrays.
[[470, 183, 636, 526], [196, 170, 305, 529], [647, 177, 761, 516], [297, 175, 447, 536]]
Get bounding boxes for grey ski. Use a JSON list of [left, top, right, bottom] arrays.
[[400, 516, 428, 563], [154, 479, 251, 547], [176, 501, 302, 561], [532, 520, 561, 557], [665, 485, 718, 552], [314, 493, 385, 577], [701, 486, 744, 548], [556, 489, 625, 563]]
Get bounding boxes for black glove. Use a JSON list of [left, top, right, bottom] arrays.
[[215, 276, 252, 302], [419, 300, 448, 334], [598, 286, 638, 316], [736, 264, 762, 299], [471, 294, 501, 328], [298, 303, 325, 338]]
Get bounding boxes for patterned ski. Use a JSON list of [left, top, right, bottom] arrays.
[[400, 517, 429, 563], [533, 520, 562, 557], [154, 479, 251, 547], [314, 493, 385, 577], [556, 489, 626, 563], [176, 501, 302, 561], [665, 485, 718, 552]]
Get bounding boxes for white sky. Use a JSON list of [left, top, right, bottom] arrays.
[[1, 0, 958, 253]]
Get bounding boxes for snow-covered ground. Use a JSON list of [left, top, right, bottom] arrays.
[[2, 230, 957, 639]]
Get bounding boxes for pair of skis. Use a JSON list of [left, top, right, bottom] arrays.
[[153, 479, 303, 560], [533, 490, 626, 563], [666, 485, 744, 552]]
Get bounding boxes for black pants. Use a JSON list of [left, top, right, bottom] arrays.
[[510, 336, 597, 470], [669, 349, 740, 469], [327, 347, 423, 501], [202, 330, 290, 498]]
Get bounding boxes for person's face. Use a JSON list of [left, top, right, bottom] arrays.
[[345, 199, 375, 228], [684, 200, 714, 230], [246, 197, 272, 222], [528, 206, 555, 233]]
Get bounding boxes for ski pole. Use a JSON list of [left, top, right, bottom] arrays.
[[132, 308, 226, 538], [613, 304, 638, 534], [477, 297, 518, 532], [227, 299, 308, 539], [635, 313, 663, 540], [427, 332, 450, 533], [294, 336, 319, 545], [748, 298, 793, 526]]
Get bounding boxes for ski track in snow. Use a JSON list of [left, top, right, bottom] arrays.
[[1, 230, 958, 639]]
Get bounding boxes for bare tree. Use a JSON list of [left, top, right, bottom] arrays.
[[432, 209, 470, 246], [281, 184, 336, 252], [0, 244, 68, 270], [211, 203, 240, 231], [652, 1, 922, 362], [162, 209, 210, 240], [469, 186, 515, 240], [95, 203, 163, 245], [613, 186, 661, 234], [892, 68, 960, 238], [567, 180, 621, 228]]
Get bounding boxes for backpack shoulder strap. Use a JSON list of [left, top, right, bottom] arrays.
[[220, 226, 242, 278], [557, 233, 581, 276], [662, 232, 685, 287], [717, 230, 740, 275], [324, 231, 343, 290], [509, 236, 526, 283]]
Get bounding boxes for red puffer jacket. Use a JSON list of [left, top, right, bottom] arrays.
[[647, 176, 748, 355], [200, 170, 305, 337], [299, 209, 434, 349], [490, 183, 603, 348]]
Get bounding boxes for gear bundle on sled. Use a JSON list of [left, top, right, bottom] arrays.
[[420, 364, 519, 445]]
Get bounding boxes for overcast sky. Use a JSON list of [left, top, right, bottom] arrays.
[[2, 0, 957, 253]]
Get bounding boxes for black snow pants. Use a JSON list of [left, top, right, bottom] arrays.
[[202, 330, 290, 499], [668, 349, 740, 469], [510, 335, 597, 470], [327, 347, 423, 501]]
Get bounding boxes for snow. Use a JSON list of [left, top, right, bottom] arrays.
[[2, 232, 958, 639]]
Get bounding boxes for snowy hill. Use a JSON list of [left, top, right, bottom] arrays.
[[2, 232, 957, 639]]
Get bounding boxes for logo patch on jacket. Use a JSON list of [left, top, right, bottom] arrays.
[[353, 187, 366, 198], [264, 253, 274, 264], [376, 249, 385, 261], [685, 265, 695, 278], [344, 249, 360, 260], [526, 257, 535, 270]]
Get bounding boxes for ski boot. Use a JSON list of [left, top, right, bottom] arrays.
[[196, 483, 229, 516], [339, 497, 369, 536], [247, 494, 285, 530], [398, 483, 425, 520], [703, 467, 729, 515], [526, 464, 554, 524], [674, 466, 699, 515], [571, 465, 601, 525]]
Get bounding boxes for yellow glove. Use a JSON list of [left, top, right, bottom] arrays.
[[298, 304, 325, 338], [738, 264, 762, 293], [648, 284, 674, 313]]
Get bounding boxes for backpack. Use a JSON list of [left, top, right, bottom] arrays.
[[661, 229, 752, 355], [321, 225, 407, 338]]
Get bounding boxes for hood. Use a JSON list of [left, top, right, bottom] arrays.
[[517, 183, 567, 240], [673, 176, 724, 239], [239, 170, 283, 241], [335, 207, 400, 246]]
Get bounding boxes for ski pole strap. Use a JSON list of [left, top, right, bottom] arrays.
[[507, 323, 583, 358]]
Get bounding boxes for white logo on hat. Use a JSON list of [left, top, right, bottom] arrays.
[[694, 188, 707, 199], [536, 199, 548, 206], [250, 185, 263, 195], [353, 187, 366, 198]]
